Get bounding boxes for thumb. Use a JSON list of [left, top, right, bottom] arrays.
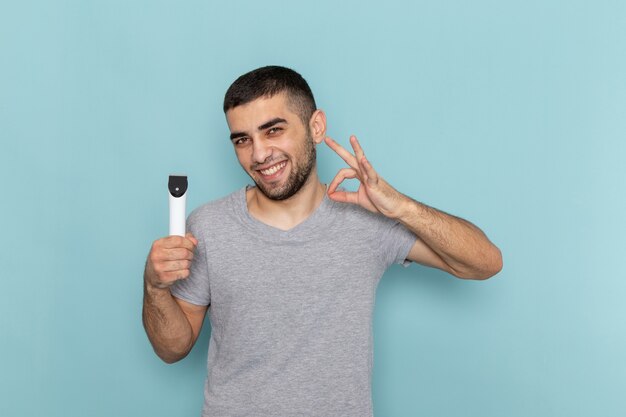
[[185, 232, 198, 246]]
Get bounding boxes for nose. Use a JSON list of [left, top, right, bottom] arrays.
[[252, 138, 272, 164]]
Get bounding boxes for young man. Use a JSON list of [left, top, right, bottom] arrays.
[[143, 66, 502, 416]]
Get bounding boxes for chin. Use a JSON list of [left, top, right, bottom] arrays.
[[259, 185, 297, 201], [253, 178, 301, 201]]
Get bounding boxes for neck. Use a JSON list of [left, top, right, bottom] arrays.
[[246, 169, 326, 231]]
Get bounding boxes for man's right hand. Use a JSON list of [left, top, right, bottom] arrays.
[[145, 233, 198, 290]]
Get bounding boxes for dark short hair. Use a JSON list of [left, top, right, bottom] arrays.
[[223, 66, 317, 124]]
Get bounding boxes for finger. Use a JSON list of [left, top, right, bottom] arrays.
[[159, 260, 192, 273], [162, 269, 190, 282], [160, 235, 196, 251], [157, 247, 195, 262], [350, 135, 365, 164], [185, 233, 198, 246], [327, 168, 358, 195], [327, 189, 360, 205], [327, 168, 361, 205], [324, 136, 358, 169], [350, 135, 375, 181], [360, 155, 379, 186]]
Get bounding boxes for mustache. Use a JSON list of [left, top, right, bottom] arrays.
[[251, 156, 285, 171]]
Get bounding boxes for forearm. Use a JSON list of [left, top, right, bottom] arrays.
[[395, 196, 502, 279], [142, 279, 194, 363]]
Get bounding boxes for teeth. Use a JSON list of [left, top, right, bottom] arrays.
[[260, 162, 286, 176]]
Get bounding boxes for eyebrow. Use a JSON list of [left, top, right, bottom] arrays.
[[229, 117, 288, 141], [258, 117, 287, 131]]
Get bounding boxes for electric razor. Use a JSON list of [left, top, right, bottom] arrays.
[[168, 175, 188, 236]]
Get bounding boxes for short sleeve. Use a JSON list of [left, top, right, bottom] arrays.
[[376, 216, 418, 268], [170, 214, 211, 306]]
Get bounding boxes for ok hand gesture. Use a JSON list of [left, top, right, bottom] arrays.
[[325, 135, 408, 219]]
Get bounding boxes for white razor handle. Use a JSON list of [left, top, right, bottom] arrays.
[[168, 175, 188, 236]]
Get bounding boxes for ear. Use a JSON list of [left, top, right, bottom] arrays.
[[309, 109, 327, 145]]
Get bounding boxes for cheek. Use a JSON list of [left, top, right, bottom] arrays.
[[234, 149, 250, 168], [282, 136, 306, 155]]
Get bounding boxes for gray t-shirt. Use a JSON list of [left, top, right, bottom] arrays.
[[171, 186, 417, 417]]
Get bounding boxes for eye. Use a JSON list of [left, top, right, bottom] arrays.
[[233, 137, 250, 146], [267, 127, 282, 136]]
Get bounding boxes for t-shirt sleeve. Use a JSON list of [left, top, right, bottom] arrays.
[[170, 213, 211, 306], [376, 215, 418, 268]]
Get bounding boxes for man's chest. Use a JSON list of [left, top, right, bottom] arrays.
[[203, 233, 384, 324]]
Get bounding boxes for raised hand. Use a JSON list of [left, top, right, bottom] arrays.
[[145, 233, 198, 290], [324, 135, 408, 219]]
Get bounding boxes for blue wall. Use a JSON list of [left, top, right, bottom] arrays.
[[1, 1, 624, 416]]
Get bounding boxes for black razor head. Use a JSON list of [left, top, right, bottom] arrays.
[[168, 175, 188, 198]]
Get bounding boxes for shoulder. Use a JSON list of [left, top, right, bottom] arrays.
[[326, 198, 398, 231], [187, 188, 244, 228]]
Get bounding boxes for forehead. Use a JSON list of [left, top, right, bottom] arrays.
[[225, 92, 301, 133]]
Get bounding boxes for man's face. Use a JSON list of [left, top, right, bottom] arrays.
[[226, 92, 317, 201]]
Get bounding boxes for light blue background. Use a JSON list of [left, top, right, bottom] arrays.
[[1, 1, 624, 416]]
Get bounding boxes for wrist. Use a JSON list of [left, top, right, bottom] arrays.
[[389, 193, 415, 221], [144, 275, 172, 298]]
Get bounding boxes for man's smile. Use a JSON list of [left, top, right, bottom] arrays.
[[257, 160, 288, 179]]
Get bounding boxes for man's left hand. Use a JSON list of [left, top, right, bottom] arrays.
[[325, 135, 408, 219]]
